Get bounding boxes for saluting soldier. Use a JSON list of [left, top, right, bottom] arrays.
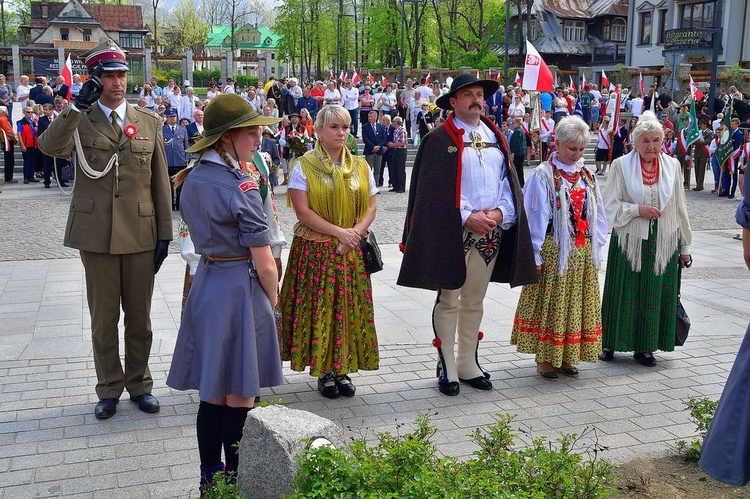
[[38, 40, 172, 420]]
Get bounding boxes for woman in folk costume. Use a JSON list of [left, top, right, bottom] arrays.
[[166, 93, 284, 491], [599, 111, 693, 367], [699, 170, 750, 486], [511, 117, 607, 380], [279, 104, 379, 399]]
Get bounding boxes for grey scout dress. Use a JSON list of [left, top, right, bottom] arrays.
[[167, 159, 284, 400]]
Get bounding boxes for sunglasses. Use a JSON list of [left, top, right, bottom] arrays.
[[24, 111, 32, 113]]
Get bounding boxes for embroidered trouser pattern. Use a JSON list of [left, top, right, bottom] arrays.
[[432, 229, 501, 383]]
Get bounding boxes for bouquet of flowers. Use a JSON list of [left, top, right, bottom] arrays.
[[287, 133, 313, 158]]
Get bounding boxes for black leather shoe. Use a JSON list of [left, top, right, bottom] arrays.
[[130, 393, 160, 413], [318, 372, 339, 399], [6, 179, 18, 183], [459, 376, 493, 390], [634, 352, 656, 367], [599, 348, 614, 361], [94, 398, 119, 419], [438, 381, 460, 396], [60, 182, 69, 187], [334, 374, 356, 397]]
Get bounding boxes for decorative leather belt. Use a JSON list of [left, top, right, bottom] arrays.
[[204, 255, 251, 262], [463, 142, 500, 149]]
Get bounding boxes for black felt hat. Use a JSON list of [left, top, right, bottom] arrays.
[[436, 73, 499, 110]]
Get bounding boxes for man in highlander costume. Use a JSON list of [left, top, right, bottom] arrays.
[[398, 74, 536, 396]]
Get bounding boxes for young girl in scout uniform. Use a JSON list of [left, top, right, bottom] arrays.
[[166, 93, 283, 491]]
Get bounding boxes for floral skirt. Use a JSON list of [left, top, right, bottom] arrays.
[[600, 226, 679, 353], [511, 237, 602, 367], [278, 237, 379, 377]]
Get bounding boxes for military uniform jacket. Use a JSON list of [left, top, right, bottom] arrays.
[[398, 114, 537, 290], [163, 124, 189, 167], [38, 103, 172, 254]]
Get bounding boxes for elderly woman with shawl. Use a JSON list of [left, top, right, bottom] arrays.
[[279, 104, 379, 399], [511, 116, 608, 380], [599, 111, 693, 367]]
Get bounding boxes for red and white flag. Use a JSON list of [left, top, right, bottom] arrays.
[[368, 72, 374, 84], [601, 69, 609, 89], [329, 69, 334, 80], [382, 76, 389, 85], [690, 75, 704, 101], [61, 53, 73, 100], [497, 72, 503, 84], [522, 40, 553, 92], [569, 75, 576, 93], [487, 69, 492, 80], [582, 74, 587, 89], [515, 72, 522, 86], [639, 72, 645, 97], [609, 82, 616, 92], [425, 72, 431, 85], [352, 71, 361, 83], [338, 71, 345, 82]]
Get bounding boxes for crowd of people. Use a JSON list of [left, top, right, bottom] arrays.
[[16, 44, 748, 493]]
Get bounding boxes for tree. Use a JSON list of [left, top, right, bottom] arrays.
[[163, 0, 208, 55]]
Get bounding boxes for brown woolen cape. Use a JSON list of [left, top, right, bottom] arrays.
[[397, 114, 537, 290]]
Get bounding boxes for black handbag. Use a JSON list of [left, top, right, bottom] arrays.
[[675, 266, 690, 346], [360, 231, 383, 275]]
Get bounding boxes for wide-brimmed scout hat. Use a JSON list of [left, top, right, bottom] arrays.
[[436, 73, 498, 110], [186, 93, 281, 153]]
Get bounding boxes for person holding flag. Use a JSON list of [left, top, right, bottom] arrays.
[[680, 98, 701, 189]]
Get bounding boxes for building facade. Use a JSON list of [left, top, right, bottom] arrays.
[[21, 0, 147, 77], [204, 25, 283, 78]]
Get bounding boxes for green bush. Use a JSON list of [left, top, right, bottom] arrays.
[[288, 413, 616, 498], [676, 397, 718, 462], [200, 471, 244, 499]]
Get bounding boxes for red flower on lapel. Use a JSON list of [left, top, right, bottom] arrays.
[[124, 124, 137, 138]]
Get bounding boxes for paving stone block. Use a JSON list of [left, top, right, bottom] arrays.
[[35, 461, 88, 482]]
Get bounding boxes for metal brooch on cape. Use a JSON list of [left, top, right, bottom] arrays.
[[447, 146, 457, 153]]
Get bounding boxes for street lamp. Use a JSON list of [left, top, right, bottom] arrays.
[[399, 0, 421, 86]]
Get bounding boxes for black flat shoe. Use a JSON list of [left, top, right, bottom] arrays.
[[318, 372, 339, 399], [634, 352, 656, 367], [334, 374, 355, 397], [599, 348, 614, 361], [459, 376, 493, 390], [557, 366, 579, 377], [130, 393, 160, 413], [95, 398, 119, 419], [537, 369, 558, 381], [439, 381, 460, 396]]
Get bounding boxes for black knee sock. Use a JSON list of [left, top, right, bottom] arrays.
[[196, 401, 224, 466], [222, 406, 250, 479]]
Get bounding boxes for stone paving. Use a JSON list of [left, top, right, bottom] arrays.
[[0, 163, 749, 497]]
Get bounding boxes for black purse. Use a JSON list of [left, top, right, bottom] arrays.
[[360, 231, 383, 275], [675, 265, 690, 346]]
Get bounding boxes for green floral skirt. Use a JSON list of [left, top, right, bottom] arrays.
[[511, 237, 602, 367], [279, 236, 379, 376], [601, 226, 679, 353]]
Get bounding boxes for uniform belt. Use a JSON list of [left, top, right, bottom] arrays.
[[463, 142, 500, 149], [204, 255, 251, 262]]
